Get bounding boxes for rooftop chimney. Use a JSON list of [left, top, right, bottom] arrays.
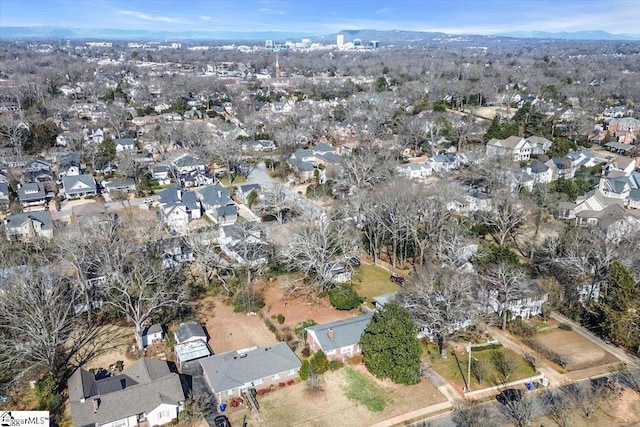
[[93, 398, 100, 413], [327, 328, 335, 340]]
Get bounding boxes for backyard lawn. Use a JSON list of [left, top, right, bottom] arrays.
[[423, 342, 537, 391], [352, 264, 402, 308]]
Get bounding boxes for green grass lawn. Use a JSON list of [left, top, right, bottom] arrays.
[[343, 368, 387, 412], [352, 264, 402, 308], [423, 343, 537, 391]]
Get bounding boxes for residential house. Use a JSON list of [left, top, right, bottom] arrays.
[[142, 324, 164, 348], [545, 156, 576, 180], [158, 186, 202, 232], [603, 157, 637, 176], [483, 281, 548, 320], [604, 141, 635, 156], [17, 182, 47, 209], [241, 139, 276, 152], [56, 151, 81, 177], [306, 314, 374, 361], [485, 136, 532, 161], [68, 358, 185, 427], [115, 138, 137, 152], [566, 149, 608, 169], [426, 154, 461, 174], [608, 117, 640, 134], [4, 210, 54, 242], [603, 106, 634, 118], [235, 183, 262, 205], [151, 236, 195, 270], [0, 182, 10, 209], [397, 162, 433, 179], [525, 160, 553, 184], [525, 136, 553, 155], [151, 165, 172, 186], [196, 185, 237, 224], [23, 158, 53, 181], [62, 174, 97, 198], [289, 149, 318, 182], [101, 178, 137, 193], [372, 292, 398, 310], [172, 153, 206, 175], [218, 224, 269, 266], [199, 342, 301, 402]]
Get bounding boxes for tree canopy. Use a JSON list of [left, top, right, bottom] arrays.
[[360, 301, 422, 385]]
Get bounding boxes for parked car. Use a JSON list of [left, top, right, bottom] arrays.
[[390, 273, 408, 286], [496, 388, 523, 404], [213, 415, 231, 427], [348, 256, 362, 266], [144, 198, 154, 204]]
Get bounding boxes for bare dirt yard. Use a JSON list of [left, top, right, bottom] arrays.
[[261, 276, 360, 330], [533, 329, 620, 371], [228, 364, 446, 427], [82, 325, 137, 371], [194, 296, 277, 354]]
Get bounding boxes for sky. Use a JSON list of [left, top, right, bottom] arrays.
[[1, 0, 639, 35]]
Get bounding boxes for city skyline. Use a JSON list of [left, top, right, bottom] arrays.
[[1, 0, 640, 37]]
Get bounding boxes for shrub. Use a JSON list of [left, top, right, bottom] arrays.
[[312, 350, 329, 374], [294, 319, 317, 339], [348, 355, 363, 365], [558, 323, 573, 331], [329, 284, 363, 310], [328, 360, 344, 371], [257, 389, 267, 396], [277, 313, 285, 324], [286, 379, 295, 386], [301, 345, 311, 358], [508, 318, 537, 337], [278, 382, 286, 388], [299, 359, 311, 380]]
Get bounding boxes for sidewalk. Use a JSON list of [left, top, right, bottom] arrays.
[[369, 401, 452, 427]]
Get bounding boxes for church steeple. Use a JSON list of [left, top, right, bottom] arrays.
[[275, 52, 281, 79]]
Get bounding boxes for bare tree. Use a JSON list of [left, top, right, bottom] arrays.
[[281, 218, 358, 294], [478, 193, 527, 246], [333, 147, 396, 197], [452, 399, 499, 427], [255, 183, 300, 224], [540, 389, 573, 427], [398, 267, 475, 358], [499, 393, 536, 427], [0, 267, 110, 391], [480, 263, 529, 330]]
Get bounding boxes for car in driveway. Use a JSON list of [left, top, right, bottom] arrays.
[[390, 273, 408, 286], [496, 388, 523, 404], [213, 415, 231, 427], [348, 256, 361, 266]]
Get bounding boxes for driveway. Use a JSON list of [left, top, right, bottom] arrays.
[[182, 361, 221, 427]]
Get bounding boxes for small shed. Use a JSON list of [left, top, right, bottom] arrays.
[[142, 323, 164, 347], [174, 321, 207, 345]]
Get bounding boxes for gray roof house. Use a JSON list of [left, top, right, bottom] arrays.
[[115, 137, 137, 152], [62, 174, 97, 198], [174, 321, 207, 345], [199, 342, 301, 402], [101, 178, 137, 193], [0, 182, 9, 206], [236, 183, 262, 204], [18, 182, 47, 208], [4, 210, 54, 242], [196, 185, 237, 224], [68, 358, 185, 427], [306, 314, 374, 361]]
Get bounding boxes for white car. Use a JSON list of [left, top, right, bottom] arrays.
[[144, 198, 154, 204]]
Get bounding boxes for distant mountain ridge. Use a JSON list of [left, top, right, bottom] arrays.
[[0, 26, 639, 42]]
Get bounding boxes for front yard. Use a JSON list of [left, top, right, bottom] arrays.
[[423, 342, 537, 391], [228, 364, 446, 427]]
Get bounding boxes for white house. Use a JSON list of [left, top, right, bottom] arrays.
[[141, 323, 164, 347], [68, 358, 185, 427], [486, 136, 532, 161], [306, 314, 373, 361]]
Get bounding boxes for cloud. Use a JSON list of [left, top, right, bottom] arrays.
[[258, 8, 286, 15], [376, 8, 392, 16], [200, 15, 212, 21], [117, 10, 183, 24]]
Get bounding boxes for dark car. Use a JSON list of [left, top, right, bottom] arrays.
[[496, 388, 523, 405], [213, 415, 231, 427], [390, 273, 408, 286], [348, 256, 362, 266]]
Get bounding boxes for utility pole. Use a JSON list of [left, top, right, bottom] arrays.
[[467, 342, 472, 392]]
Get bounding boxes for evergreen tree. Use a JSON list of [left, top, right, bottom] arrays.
[[600, 261, 639, 349], [360, 301, 422, 385]]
